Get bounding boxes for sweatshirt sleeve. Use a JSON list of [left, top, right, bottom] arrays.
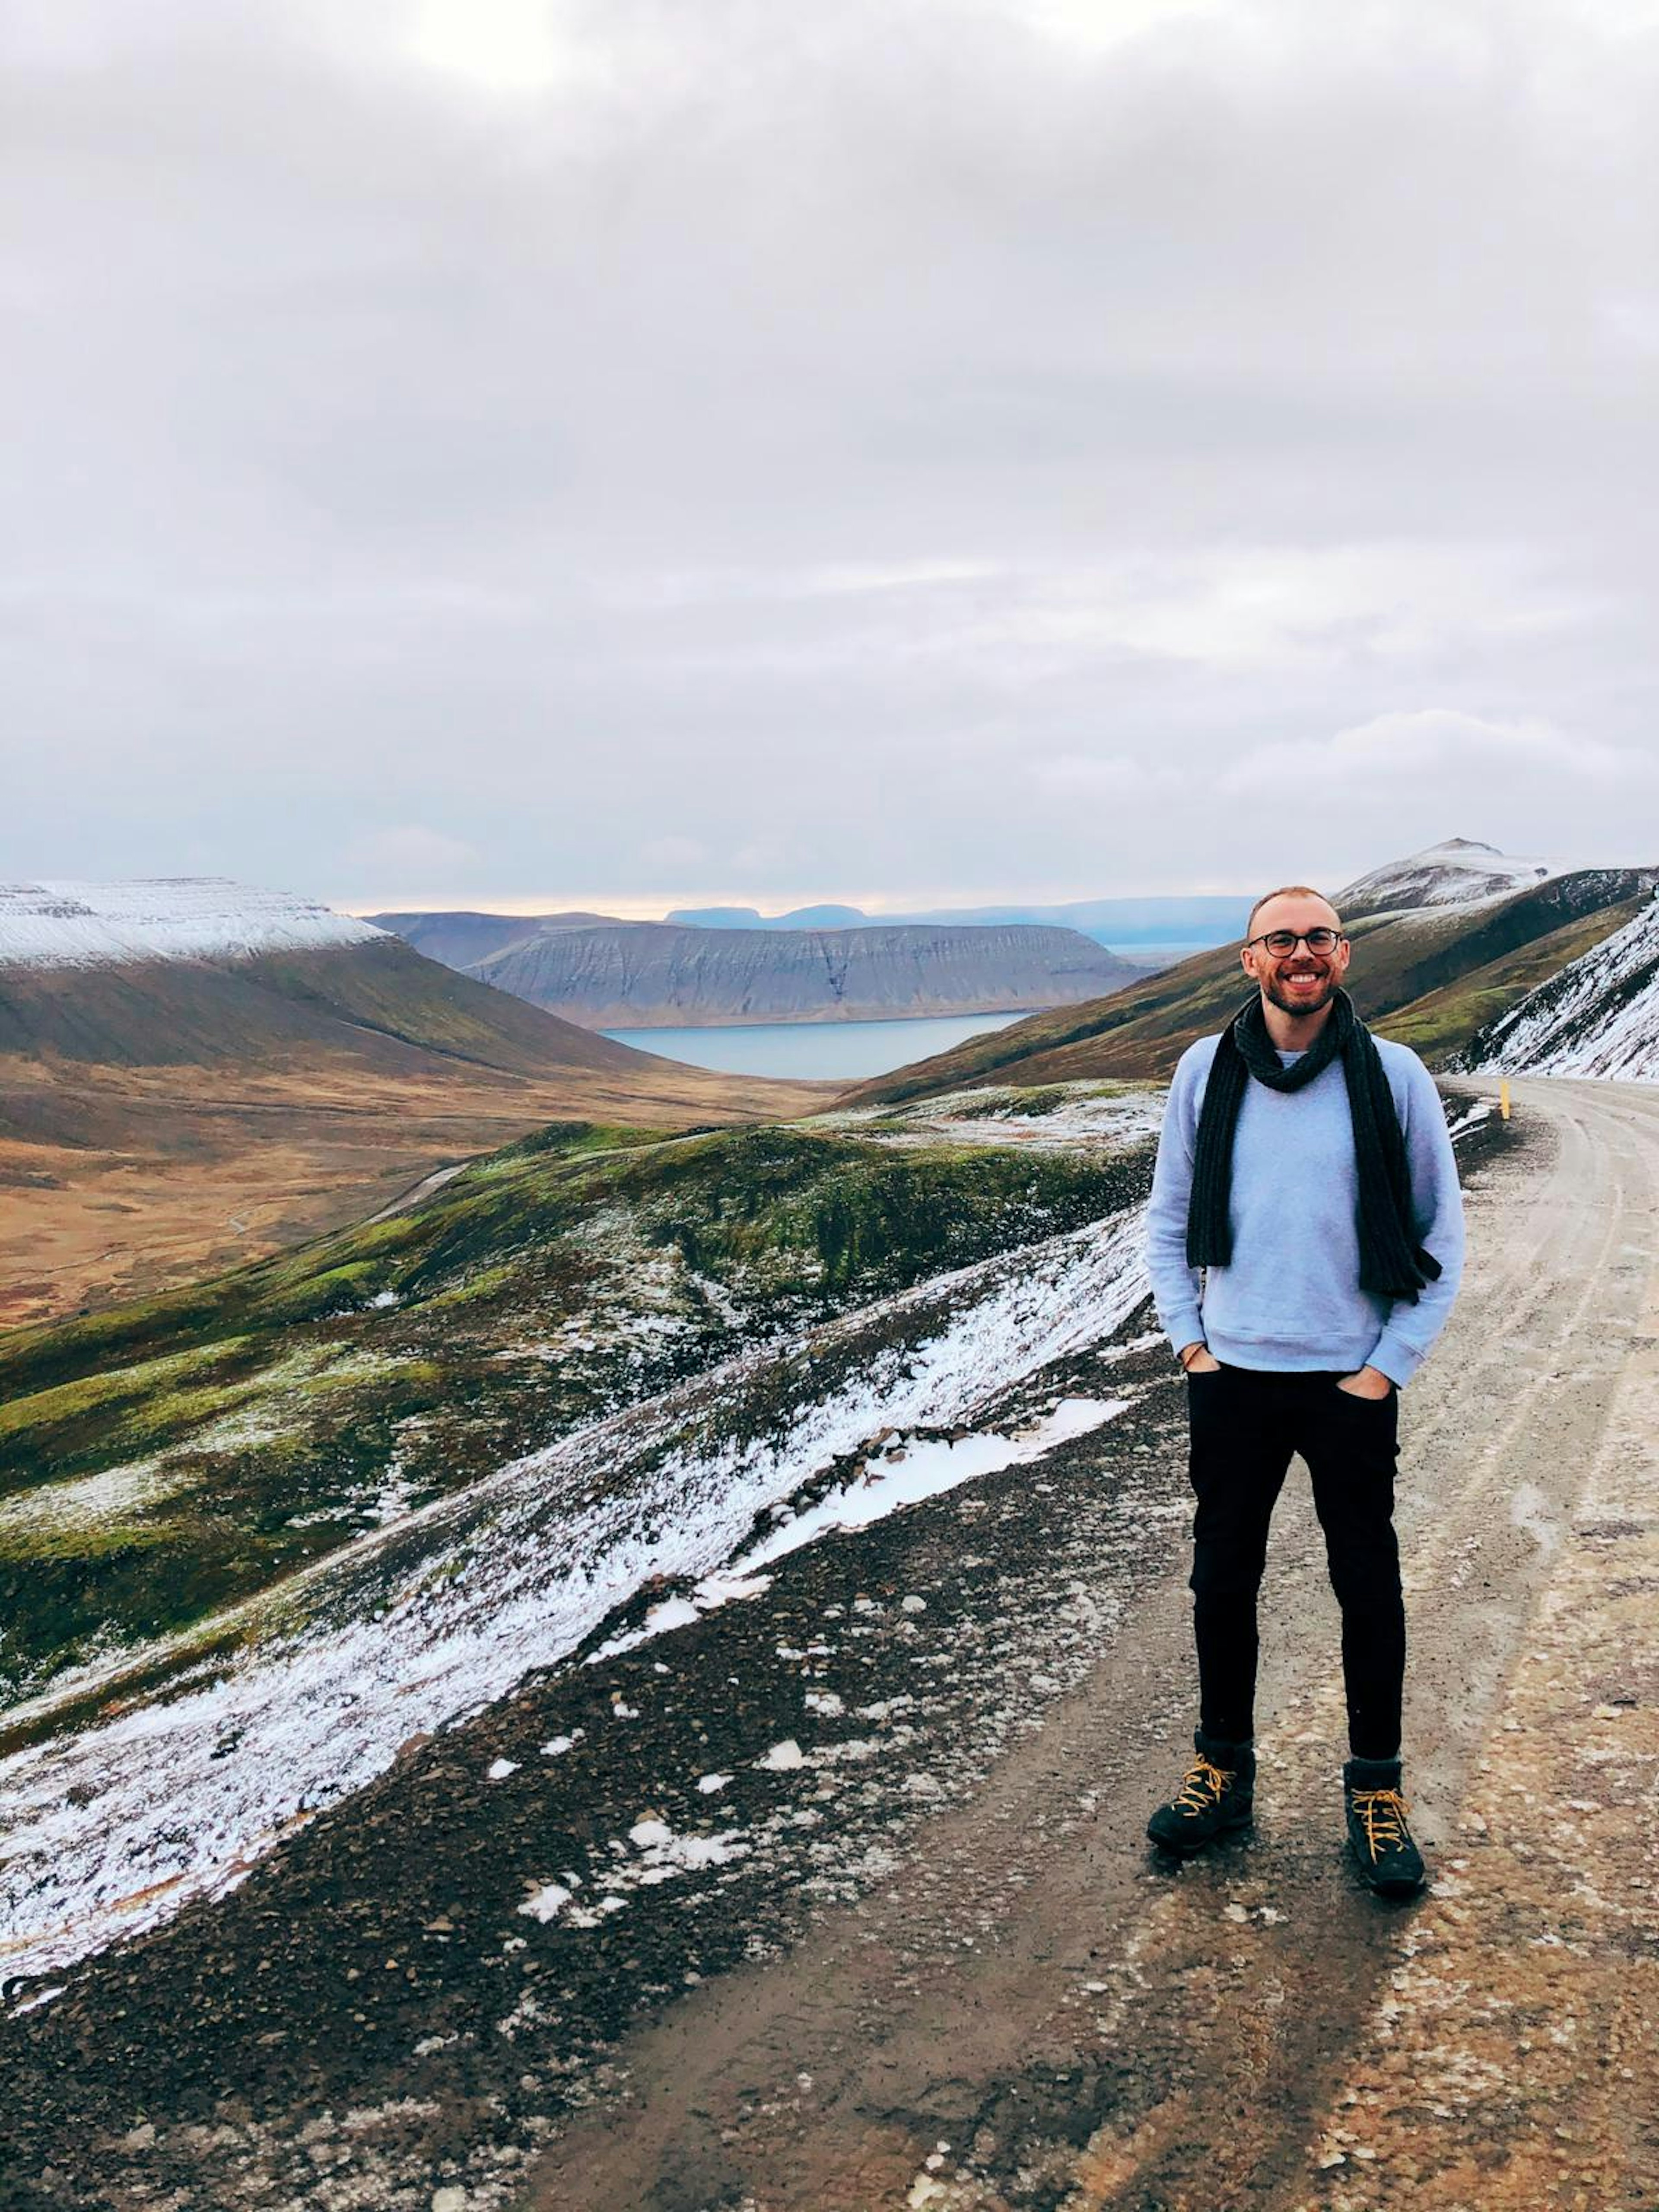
[[1365, 1056, 1467, 1389], [1145, 1045, 1208, 1357]]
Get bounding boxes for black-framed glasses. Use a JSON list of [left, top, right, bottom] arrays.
[[1244, 926, 1345, 955]]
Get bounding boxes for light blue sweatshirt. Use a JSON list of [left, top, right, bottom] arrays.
[[1145, 1032, 1465, 1388]]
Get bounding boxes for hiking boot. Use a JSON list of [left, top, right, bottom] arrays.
[[1344, 1756, 1426, 1896], [1147, 1731, 1255, 1853]]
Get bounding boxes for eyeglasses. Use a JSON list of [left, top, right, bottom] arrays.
[[1244, 927, 1344, 955]]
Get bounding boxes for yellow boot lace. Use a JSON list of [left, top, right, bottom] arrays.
[[1171, 1756, 1234, 1817], [1350, 1786, 1411, 1859]]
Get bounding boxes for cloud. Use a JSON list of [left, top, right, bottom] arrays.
[[342, 824, 483, 875], [1220, 709, 1648, 795], [2, 0, 1657, 901], [637, 834, 710, 874], [1033, 753, 1184, 801]]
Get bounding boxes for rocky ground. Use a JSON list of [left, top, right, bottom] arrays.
[[3, 1081, 1655, 2211]]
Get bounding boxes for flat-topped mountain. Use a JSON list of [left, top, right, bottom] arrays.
[[0, 880, 629, 1076], [373, 915, 1141, 1027], [0, 878, 387, 968], [0, 880, 828, 1328]]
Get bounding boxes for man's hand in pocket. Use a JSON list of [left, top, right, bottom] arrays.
[[1336, 1365, 1394, 1399]]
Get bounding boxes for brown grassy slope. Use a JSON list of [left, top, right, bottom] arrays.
[[837, 869, 1655, 1105], [0, 941, 831, 1329]]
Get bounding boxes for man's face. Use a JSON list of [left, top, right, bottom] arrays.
[[1240, 893, 1351, 1019]]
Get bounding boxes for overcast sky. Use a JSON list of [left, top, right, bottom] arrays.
[[3, 0, 1656, 916]]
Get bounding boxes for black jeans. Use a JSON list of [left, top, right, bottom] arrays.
[[1185, 1361, 1405, 1761]]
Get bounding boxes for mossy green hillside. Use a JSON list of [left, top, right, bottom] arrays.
[[0, 1114, 1150, 1704]]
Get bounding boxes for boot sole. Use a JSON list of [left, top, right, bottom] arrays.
[[1146, 1802, 1255, 1853], [1356, 1866, 1425, 1898], [1348, 1843, 1425, 1897]]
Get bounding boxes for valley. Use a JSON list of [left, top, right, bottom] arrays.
[[13, 1080, 1659, 2212]]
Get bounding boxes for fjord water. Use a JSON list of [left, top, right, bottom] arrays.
[[602, 1011, 1027, 1080]]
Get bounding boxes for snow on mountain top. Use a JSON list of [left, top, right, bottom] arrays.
[[0, 879, 387, 972], [1335, 838, 1551, 916], [1457, 891, 1659, 1081]]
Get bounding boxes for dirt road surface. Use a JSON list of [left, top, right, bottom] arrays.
[[3, 1077, 1655, 2211]]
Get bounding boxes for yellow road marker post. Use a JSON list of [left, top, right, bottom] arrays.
[[1500, 1079, 1511, 1121]]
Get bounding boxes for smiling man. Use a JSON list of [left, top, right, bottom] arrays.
[[1142, 885, 1465, 1894]]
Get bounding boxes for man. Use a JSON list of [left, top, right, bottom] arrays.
[[1142, 885, 1464, 1894]]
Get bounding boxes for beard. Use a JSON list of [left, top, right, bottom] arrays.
[[1263, 971, 1337, 1018]]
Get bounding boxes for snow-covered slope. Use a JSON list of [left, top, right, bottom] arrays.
[[1335, 838, 1550, 918], [0, 1207, 1149, 1989], [1455, 893, 1659, 1080], [0, 880, 385, 971]]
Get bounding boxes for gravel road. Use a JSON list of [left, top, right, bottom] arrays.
[[3, 1077, 1654, 2212], [520, 1076, 1659, 2212]]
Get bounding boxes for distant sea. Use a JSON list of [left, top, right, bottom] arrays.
[[604, 1012, 1028, 1081]]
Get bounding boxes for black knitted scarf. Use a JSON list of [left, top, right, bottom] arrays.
[[1185, 987, 1442, 1303]]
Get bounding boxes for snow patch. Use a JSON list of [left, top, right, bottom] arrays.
[[758, 1739, 807, 1772], [518, 1881, 572, 1924], [730, 1396, 1129, 1578]]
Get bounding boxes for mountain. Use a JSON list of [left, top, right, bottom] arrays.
[[0, 880, 830, 1328], [461, 919, 1141, 1027], [1452, 890, 1659, 1079], [0, 884, 635, 1077], [837, 862, 1657, 1106], [1335, 836, 1550, 919], [664, 895, 1253, 948], [364, 908, 620, 970], [664, 902, 871, 930], [902, 895, 1254, 946]]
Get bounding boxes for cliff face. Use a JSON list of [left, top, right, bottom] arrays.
[[464, 921, 1138, 1027]]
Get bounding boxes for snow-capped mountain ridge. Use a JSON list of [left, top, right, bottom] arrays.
[[0, 880, 385, 972], [1456, 890, 1659, 1080], [1335, 837, 1551, 919]]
